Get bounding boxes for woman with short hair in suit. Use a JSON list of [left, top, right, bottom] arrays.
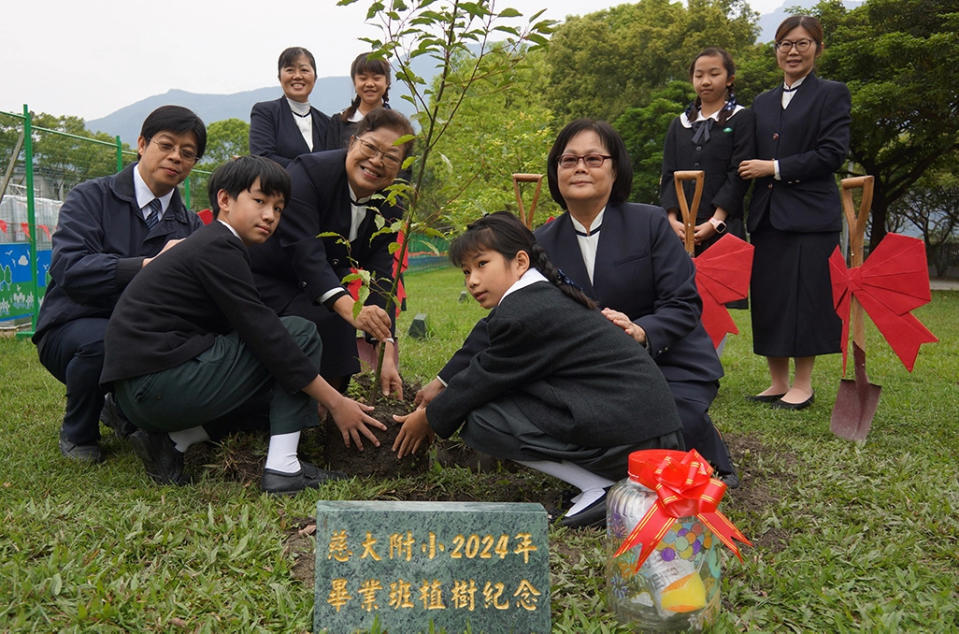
[[661, 47, 754, 255], [248, 108, 414, 398], [324, 52, 392, 150], [418, 120, 739, 488], [738, 16, 851, 410], [249, 47, 330, 167]]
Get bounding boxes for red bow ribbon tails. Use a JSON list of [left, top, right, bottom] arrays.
[[829, 233, 938, 374], [692, 234, 755, 348], [614, 449, 752, 572]]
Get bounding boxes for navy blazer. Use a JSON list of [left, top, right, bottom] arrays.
[[247, 149, 401, 317], [34, 163, 202, 342], [249, 97, 330, 167], [660, 108, 755, 223], [440, 203, 723, 386], [102, 222, 317, 393], [747, 73, 851, 233]]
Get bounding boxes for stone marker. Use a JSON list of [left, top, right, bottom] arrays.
[[408, 313, 429, 339], [459, 290, 468, 303], [315, 501, 550, 633]]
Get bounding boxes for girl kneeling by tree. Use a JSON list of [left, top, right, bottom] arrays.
[[393, 212, 684, 527]]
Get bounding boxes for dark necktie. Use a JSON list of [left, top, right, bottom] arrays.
[[145, 198, 162, 229]]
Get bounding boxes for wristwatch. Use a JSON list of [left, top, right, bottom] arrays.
[[708, 217, 727, 234]]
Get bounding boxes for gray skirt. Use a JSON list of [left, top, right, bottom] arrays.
[[460, 398, 685, 481]]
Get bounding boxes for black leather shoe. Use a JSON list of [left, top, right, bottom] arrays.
[[718, 471, 740, 490], [129, 429, 187, 485], [771, 392, 815, 410], [261, 461, 347, 495], [59, 434, 103, 463], [559, 490, 608, 529], [746, 393, 785, 403], [100, 394, 137, 438]]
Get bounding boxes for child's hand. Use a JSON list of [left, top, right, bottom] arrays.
[[392, 409, 434, 459], [413, 378, 445, 409], [379, 342, 404, 399], [329, 395, 386, 451]]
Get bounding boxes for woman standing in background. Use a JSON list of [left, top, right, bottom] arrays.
[[738, 16, 851, 410], [249, 47, 329, 167]]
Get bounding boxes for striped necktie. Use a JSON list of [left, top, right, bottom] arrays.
[[145, 198, 162, 229]]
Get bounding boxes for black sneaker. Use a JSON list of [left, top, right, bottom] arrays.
[[129, 429, 187, 485], [718, 470, 741, 490], [261, 461, 347, 495], [100, 394, 137, 438], [58, 433, 103, 463]]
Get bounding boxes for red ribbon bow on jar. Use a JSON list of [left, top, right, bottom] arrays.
[[828, 233, 938, 373], [614, 449, 752, 572]]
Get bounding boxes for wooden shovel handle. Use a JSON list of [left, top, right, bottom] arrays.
[[673, 170, 705, 255], [512, 173, 543, 229], [840, 175, 875, 348]]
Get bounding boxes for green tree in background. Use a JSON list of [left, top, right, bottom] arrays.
[[198, 118, 250, 169], [818, 0, 959, 249], [420, 48, 561, 229], [543, 0, 757, 124]]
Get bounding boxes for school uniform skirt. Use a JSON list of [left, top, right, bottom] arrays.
[[460, 398, 685, 481], [750, 224, 842, 357]]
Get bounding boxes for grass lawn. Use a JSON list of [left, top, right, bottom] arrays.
[[1, 266, 956, 632]]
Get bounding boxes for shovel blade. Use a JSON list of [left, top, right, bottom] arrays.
[[830, 344, 882, 441]]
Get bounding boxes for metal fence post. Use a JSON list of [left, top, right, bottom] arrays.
[[18, 104, 39, 338]]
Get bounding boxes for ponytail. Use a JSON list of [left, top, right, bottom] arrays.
[[529, 243, 596, 310], [343, 95, 363, 121]]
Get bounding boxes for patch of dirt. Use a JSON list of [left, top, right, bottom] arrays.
[[281, 516, 317, 586]]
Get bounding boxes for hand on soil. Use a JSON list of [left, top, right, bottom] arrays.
[[413, 378, 445, 409], [329, 396, 386, 450], [392, 409, 434, 458]]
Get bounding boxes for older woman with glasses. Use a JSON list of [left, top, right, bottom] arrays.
[[738, 15, 851, 410], [417, 120, 739, 496], [248, 108, 414, 397]]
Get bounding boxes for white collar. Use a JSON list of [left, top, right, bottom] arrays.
[[783, 74, 809, 91], [133, 163, 175, 212], [217, 218, 241, 239], [348, 184, 371, 205], [679, 103, 745, 128], [570, 207, 605, 236], [286, 97, 312, 116], [499, 268, 548, 305]]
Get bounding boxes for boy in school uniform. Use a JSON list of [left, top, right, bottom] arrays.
[[100, 156, 385, 493], [34, 105, 207, 463]]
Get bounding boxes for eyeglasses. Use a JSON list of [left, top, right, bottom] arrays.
[[775, 38, 815, 53], [352, 137, 403, 168], [557, 154, 613, 169], [151, 138, 198, 162]]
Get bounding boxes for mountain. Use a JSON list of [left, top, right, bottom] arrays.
[[757, 1, 864, 42]]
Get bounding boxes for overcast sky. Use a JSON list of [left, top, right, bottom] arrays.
[[1, 0, 785, 121]]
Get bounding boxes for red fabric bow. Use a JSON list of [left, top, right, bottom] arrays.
[[346, 231, 409, 318], [829, 233, 937, 373], [693, 234, 754, 347], [614, 449, 751, 572]]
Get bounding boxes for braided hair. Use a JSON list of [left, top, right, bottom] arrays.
[[684, 47, 738, 127], [449, 212, 597, 310]]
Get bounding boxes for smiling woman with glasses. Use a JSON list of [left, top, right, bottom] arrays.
[[415, 119, 741, 496], [737, 15, 851, 410], [248, 107, 415, 399]]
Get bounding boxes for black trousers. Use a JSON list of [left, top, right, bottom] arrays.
[[36, 317, 109, 444]]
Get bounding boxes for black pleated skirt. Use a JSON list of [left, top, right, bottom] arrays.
[[750, 226, 842, 357]]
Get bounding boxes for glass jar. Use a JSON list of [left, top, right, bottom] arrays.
[[606, 473, 722, 631]]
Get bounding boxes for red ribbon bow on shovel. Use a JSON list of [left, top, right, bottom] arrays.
[[614, 449, 751, 572], [693, 234, 755, 348], [829, 233, 938, 373]]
